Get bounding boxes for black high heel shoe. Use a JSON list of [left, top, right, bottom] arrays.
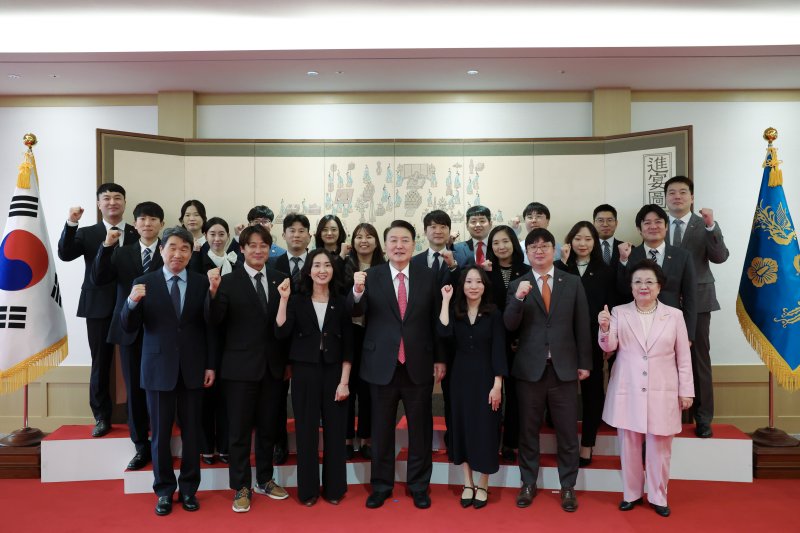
[[460, 486, 475, 508], [578, 449, 593, 467]]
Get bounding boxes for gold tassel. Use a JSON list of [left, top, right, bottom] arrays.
[[764, 147, 784, 187], [736, 297, 800, 391], [0, 336, 68, 395], [17, 160, 31, 189]]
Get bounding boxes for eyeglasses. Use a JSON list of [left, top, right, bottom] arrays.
[[527, 244, 553, 252], [594, 218, 616, 224], [525, 214, 547, 221], [250, 218, 271, 226]]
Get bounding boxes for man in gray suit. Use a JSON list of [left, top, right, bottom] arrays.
[[504, 228, 591, 513], [664, 176, 729, 438]]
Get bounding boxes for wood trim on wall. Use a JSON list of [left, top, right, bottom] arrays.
[[0, 95, 157, 107]]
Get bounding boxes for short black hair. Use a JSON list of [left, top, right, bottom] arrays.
[[96, 183, 126, 199], [282, 212, 310, 231], [524, 227, 555, 248], [161, 226, 193, 247], [522, 202, 550, 220], [314, 214, 347, 253], [627, 259, 667, 287], [247, 205, 274, 222], [466, 205, 491, 222], [133, 201, 164, 221], [423, 209, 451, 230], [180, 200, 207, 224], [593, 204, 617, 220], [385, 219, 416, 241], [297, 248, 342, 296], [240, 224, 273, 247], [664, 175, 694, 195], [203, 216, 229, 235], [635, 204, 669, 228]]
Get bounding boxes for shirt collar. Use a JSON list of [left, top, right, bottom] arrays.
[[243, 262, 265, 279], [427, 247, 445, 258], [103, 220, 126, 231], [288, 251, 308, 262], [140, 240, 158, 254], [162, 266, 187, 282], [646, 242, 667, 256], [532, 266, 555, 282], [389, 262, 410, 280], [669, 212, 693, 226]]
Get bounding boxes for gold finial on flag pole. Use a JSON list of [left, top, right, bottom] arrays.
[[763, 127, 778, 145], [17, 133, 37, 189], [763, 127, 783, 187]]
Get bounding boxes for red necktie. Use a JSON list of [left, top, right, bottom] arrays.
[[397, 272, 407, 364], [475, 241, 485, 266]]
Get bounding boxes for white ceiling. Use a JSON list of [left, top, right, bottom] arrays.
[[1, 1, 799, 95]]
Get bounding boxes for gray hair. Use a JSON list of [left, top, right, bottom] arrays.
[[161, 226, 194, 247]]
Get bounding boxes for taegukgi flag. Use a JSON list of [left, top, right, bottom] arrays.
[[737, 134, 800, 391], [0, 147, 68, 394]]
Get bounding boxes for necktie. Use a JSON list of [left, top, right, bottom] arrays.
[[540, 274, 551, 313], [170, 275, 181, 317], [142, 247, 151, 271], [397, 272, 407, 364], [673, 219, 684, 247], [290, 257, 301, 281], [431, 251, 441, 275], [649, 249, 659, 263], [254, 272, 268, 314], [602, 240, 611, 265], [476, 241, 485, 266]]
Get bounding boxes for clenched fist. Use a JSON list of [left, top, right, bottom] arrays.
[[515, 280, 532, 300], [353, 271, 367, 293], [207, 268, 221, 296], [104, 228, 121, 247], [68, 206, 84, 223], [618, 242, 632, 263], [129, 284, 146, 303], [277, 278, 292, 299]]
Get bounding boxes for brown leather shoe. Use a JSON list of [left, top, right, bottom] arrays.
[[516, 484, 536, 508], [560, 488, 578, 512]]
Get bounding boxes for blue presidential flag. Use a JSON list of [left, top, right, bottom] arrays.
[[0, 146, 68, 394], [737, 139, 800, 390]]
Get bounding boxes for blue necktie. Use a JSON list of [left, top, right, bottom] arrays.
[[142, 248, 151, 271], [170, 275, 181, 317]]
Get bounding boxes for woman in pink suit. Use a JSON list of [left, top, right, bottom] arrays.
[[598, 259, 693, 518]]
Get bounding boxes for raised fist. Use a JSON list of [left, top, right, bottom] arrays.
[[353, 271, 367, 293], [515, 280, 532, 300], [618, 242, 632, 263], [129, 284, 146, 303], [441, 284, 453, 301], [104, 228, 121, 247], [277, 278, 291, 299], [68, 206, 84, 223]]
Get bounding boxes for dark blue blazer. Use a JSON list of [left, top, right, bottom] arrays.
[[120, 269, 215, 391], [275, 294, 354, 365], [411, 250, 459, 288]]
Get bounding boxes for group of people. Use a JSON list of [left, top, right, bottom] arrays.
[[57, 174, 728, 518]]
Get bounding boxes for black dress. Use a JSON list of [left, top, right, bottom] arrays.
[[437, 309, 507, 474]]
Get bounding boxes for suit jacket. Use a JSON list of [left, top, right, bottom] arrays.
[[619, 244, 698, 340], [600, 302, 694, 435], [90, 239, 163, 345], [203, 239, 286, 266], [486, 261, 528, 312], [599, 237, 624, 267], [349, 262, 445, 386], [666, 213, 729, 313], [555, 258, 617, 340], [210, 266, 288, 382], [411, 250, 459, 288], [453, 239, 490, 268], [120, 269, 214, 391], [58, 221, 139, 318], [503, 269, 592, 382], [275, 294, 354, 365]]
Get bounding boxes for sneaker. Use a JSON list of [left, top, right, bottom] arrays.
[[232, 488, 251, 513], [254, 479, 289, 500]]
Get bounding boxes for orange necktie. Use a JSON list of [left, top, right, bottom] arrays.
[[540, 274, 551, 312]]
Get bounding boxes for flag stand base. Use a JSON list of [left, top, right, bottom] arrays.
[[0, 427, 44, 447], [751, 426, 799, 448]]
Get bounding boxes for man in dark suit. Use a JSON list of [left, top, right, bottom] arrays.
[[266, 212, 312, 465], [593, 204, 623, 267], [90, 201, 165, 471], [618, 204, 698, 341], [120, 226, 216, 516], [453, 205, 492, 267], [209, 225, 290, 513], [350, 219, 446, 510], [223, 205, 287, 262], [504, 228, 591, 513], [58, 183, 139, 437], [410, 209, 460, 287], [664, 176, 729, 437]]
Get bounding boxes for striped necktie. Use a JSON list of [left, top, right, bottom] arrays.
[[142, 247, 151, 271]]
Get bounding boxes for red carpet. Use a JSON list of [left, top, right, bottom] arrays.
[[1, 478, 797, 532]]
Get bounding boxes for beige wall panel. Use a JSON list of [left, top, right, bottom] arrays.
[[114, 150, 186, 228], [185, 155, 256, 235], [47, 383, 91, 418]]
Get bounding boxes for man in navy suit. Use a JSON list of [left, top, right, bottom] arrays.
[[593, 204, 623, 267], [350, 219, 447, 510], [453, 205, 492, 267], [121, 226, 216, 516], [411, 209, 460, 287], [91, 201, 165, 471], [58, 183, 139, 437]]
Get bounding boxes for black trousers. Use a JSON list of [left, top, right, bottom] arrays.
[[120, 338, 150, 454], [225, 373, 284, 490], [370, 364, 433, 493], [86, 317, 114, 422], [276, 379, 290, 449], [146, 377, 203, 498], [201, 380, 229, 456], [346, 325, 372, 440], [691, 312, 714, 425], [292, 361, 348, 502], [517, 364, 579, 489], [502, 349, 519, 449], [580, 349, 606, 447]]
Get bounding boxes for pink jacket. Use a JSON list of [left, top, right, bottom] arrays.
[[600, 302, 694, 436]]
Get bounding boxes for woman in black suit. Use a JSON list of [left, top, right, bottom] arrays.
[[483, 225, 527, 462], [555, 221, 617, 466], [190, 216, 238, 465], [276, 248, 353, 506], [341, 223, 385, 459]]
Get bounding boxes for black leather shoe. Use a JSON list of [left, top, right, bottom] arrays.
[[324, 495, 342, 505], [460, 486, 475, 508], [516, 484, 536, 508], [92, 420, 111, 438], [473, 487, 488, 509], [578, 453, 593, 467], [560, 488, 578, 512], [127, 452, 150, 471], [360, 444, 372, 460], [303, 496, 318, 507], [366, 490, 392, 509], [273, 444, 288, 466], [155, 495, 172, 516], [180, 494, 199, 512], [345, 444, 355, 460], [218, 454, 229, 464], [650, 503, 671, 517], [411, 490, 431, 509], [695, 423, 713, 438], [619, 497, 643, 511], [201, 455, 216, 465]]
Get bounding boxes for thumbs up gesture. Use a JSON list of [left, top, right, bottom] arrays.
[[598, 304, 611, 332]]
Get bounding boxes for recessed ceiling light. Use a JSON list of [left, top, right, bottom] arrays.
[[559, 70, 566, 74], [467, 70, 479, 76], [7, 74, 21, 79], [49, 74, 59, 78], [307, 71, 319, 77], [335, 70, 344, 75]]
